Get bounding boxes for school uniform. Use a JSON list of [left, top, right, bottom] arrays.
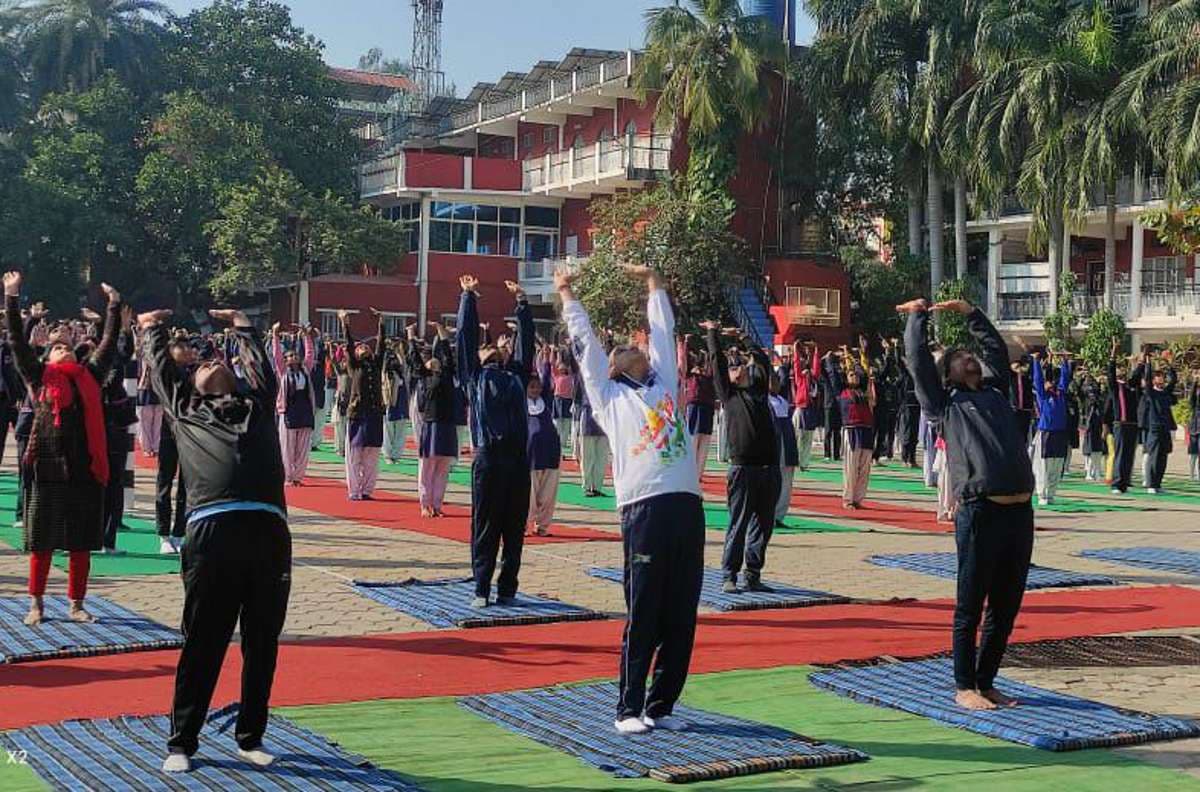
[[835, 378, 876, 507], [457, 289, 534, 601], [144, 321, 290, 759], [1010, 368, 1035, 449], [551, 369, 575, 458], [895, 365, 920, 467], [574, 375, 609, 495], [1142, 367, 1177, 491], [341, 317, 386, 500], [271, 333, 316, 484], [102, 331, 137, 550], [563, 287, 703, 723], [771, 393, 798, 523], [413, 338, 458, 511], [873, 351, 898, 461], [819, 359, 842, 460], [136, 359, 164, 455], [310, 343, 329, 450], [383, 351, 410, 464], [905, 307, 1035, 695], [708, 330, 780, 587], [791, 349, 822, 472], [1080, 379, 1107, 481], [1031, 358, 1072, 505], [528, 361, 562, 535], [1106, 359, 1143, 492]]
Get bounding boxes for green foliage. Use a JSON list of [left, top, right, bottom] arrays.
[[1043, 269, 1081, 352], [842, 245, 927, 340], [1173, 397, 1192, 432], [574, 180, 750, 336], [933, 278, 978, 350], [1142, 205, 1200, 255], [1080, 308, 1126, 374]]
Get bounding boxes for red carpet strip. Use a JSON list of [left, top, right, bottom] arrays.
[[3, 585, 1197, 730]]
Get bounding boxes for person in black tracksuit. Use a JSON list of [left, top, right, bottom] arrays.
[[819, 349, 842, 460], [707, 325, 779, 592], [457, 276, 534, 607], [1106, 339, 1143, 494], [156, 338, 194, 550], [902, 297, 1035, 710], [144, 307, 290, 774], [1140, 354, 1177, 493], [101, 316, 137, 552]]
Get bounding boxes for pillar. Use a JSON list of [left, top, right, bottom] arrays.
[[1131, 219, 1144, 319], [987, 228, 1001, 318], [417, 195, 432, 328]]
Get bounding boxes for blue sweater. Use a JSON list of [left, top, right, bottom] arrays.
[[1033, 358, 1072, 432]]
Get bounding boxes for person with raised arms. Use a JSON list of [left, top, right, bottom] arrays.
[[900, 296, 1035, 711], [557, 263, 703, 736]]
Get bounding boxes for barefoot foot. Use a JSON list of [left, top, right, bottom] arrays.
[[23, 606, 43, 626], [68, 600, 95, 623], [980, 688, 1018, 707], [955, 689, 997, 710]]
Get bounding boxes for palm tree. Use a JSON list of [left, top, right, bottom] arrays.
[[0, 4, 25, 127], [17, 0, 167, 98], [636, 0, 787, 205], [1078, 1, 1146, 311], [1110, 0, 1200, 201], [806, 0, 929, 260]]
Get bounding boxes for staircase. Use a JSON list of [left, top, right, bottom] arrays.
[[731, 280, 777, 349]]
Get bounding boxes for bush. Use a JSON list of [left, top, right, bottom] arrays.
[[1079, 308, 1125, 374]]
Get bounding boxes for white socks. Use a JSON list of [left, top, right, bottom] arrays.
[[613, 717, 649, 735], [642, 714, 686, 731], [238, 748, 276, 767], [161, 753, 191, 774]]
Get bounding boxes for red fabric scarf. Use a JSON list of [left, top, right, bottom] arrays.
[[36, 361, 109, 486]]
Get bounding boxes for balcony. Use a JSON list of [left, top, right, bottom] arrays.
[[358, 153, 404, 198], [447, 51, 638, 135], [998, 293, 1050, 322], [986, 173, 1172, 223], [519, 256, 587, 299], [522, 135, 671, 195]]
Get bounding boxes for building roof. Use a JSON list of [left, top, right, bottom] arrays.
[[329, 67, 417, 102]]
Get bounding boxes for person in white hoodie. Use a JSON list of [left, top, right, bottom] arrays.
[[557, 263, 704, 737]]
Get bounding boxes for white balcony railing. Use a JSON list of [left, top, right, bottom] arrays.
[[519, 256, 588, 288], [521, 134, 672, 192], [358, 153, 404, 198]]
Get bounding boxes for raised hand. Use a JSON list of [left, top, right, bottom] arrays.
[[3, 271, 21, 297], [99, 282, 121, 305], [120, 304, 133, 327], [619, 263, 653, 280], [368, 307, 382, 317], [552, 265, 574, 291], [698, 320, 720, 332], [80, 307, 102, 323], [932, 299, 972, 315], [208, 308, 245, 325], [504, 280, 524, 298], [459, 274, 479, 293], [895, 298, 928, 314], [137, 309, 173, 328]]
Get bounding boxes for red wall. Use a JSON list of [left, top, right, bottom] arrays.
[[425, 253, 519, 331], [561, 198, 595, 254], [404, 151, 465, 189], [307, 277, 419, 337], [617, 96, 656, 135], [764, 257, 852, 346], [563, 109, 616, 148], [472, 157, 522, 191], [477, 133, 514, 159], [518, 121, 560, 159], [1067, 226, 1194, 284]]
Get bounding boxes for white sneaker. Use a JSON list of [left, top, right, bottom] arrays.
[[614, 717, 650, 735], [161, 752, 191, 773], [159, 539, 176, 554], [1110, 488, 1122, 495], [1147, 487, 1158, 495], [238, 748, 275, 767], [642, 714, 686, 731], [170, 536, 183, 552]]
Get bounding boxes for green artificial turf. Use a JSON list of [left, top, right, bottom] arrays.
[[280, 665, 1200, 792]]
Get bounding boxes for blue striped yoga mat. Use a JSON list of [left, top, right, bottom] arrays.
[[0, 704, 423, 791], [867, 553, 1119, 589], [352, 578, 605, 629], [0, 596, 181, 664], [1079, 547, 1200, 578], [460, 681, 868, 782], [586, 567, 850, 612], [809, 658, 1200, 751]]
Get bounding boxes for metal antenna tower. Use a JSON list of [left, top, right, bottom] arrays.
[[411, 0, 446, 102]]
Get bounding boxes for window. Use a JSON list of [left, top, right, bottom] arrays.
[[440, 313, 459, 330], [543, 126, 555, 145], [317, 309, 358, 341], [524, 206, 560, 229], [382, 202, 421, 253], [1143, 256, 1187, 294], [521, 132, 533, 150], [379, 312, 415, 338], [524, 231, 557, 261], [784, 287, 841, 327], [428, 202, 525, 256]]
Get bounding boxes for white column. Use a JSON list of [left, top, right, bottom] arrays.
[[417, 195, 432, 328], [987, 228, 1001, 318], [1131, 218, 1144, 319], [298, 280, 310, 325], [1062, 224, 1072, 304]]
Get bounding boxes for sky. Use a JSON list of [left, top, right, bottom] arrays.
[[159, 1, 816, 94]]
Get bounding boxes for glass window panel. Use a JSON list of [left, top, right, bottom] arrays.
[[525, 232, 557, 261], [476, 205, 498, 222], [543, 127, 555, 144], [452, 203, 475, 221], [407, 225, 420, 252], [499, 207, 521, 224], [430, 220, 451, 251], [525, 206, 560, 228], [499, 226, 520, 257], [431, 201, 454, 219], [451, 223, 474, 253], [476, 224, 499, 255]]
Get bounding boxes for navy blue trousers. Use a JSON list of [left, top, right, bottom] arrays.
[[470, 449, 531, 599], [1113, 423, 1139, 492], [722, 464, 780, 582], [953, 498, 1034, 691], [617, 492, 704, 720]]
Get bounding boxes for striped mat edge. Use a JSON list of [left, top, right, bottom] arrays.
[[0, 595, 182, 665], [585, 567, 852, 612], [866, 553, 1120, 590]]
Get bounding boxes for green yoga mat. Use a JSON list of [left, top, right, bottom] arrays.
[[0, 473, 180, 578], [272, 666, 1200, 792], [308, 448, 858, 534]]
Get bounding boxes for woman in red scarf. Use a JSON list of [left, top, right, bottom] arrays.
[[4, 271, 122, 625]]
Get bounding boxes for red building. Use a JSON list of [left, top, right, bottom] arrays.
[[276, 48, 851, 347]]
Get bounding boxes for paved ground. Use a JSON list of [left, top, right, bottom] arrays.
[[2, 435, 1199, 785]]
